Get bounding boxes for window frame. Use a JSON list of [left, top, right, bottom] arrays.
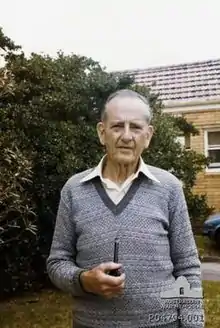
[[176, 133, 191, 150], [204, 129, 220, 173]]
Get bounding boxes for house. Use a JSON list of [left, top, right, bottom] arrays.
[[116, 59, 220, 212], [160, 276, 203, 299]]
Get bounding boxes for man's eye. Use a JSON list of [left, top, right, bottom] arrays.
[[112, 124, 142, 129]]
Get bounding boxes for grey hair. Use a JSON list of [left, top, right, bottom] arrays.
[[101, 89, 152, 123]]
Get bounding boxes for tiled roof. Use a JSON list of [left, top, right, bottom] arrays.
[[114, 59, 220, 104]]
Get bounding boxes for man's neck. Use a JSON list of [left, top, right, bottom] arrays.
[[102, 156, 140, 184]]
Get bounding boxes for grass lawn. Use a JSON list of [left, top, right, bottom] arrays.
[[195, 235, 220, 258], [1, 281, 220, 328]]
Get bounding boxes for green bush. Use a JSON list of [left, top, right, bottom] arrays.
[[0, 27, 214, 298]]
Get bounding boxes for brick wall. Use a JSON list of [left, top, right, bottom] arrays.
[[171, 109, 220, 212]]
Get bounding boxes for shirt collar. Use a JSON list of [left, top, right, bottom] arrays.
[[80, 155, 160, 184]]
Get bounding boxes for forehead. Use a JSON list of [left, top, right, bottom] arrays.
[[105, 96, 149, 122]]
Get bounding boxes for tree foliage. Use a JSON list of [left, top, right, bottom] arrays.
[[0, 27, 214, 298]]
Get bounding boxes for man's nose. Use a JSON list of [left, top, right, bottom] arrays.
[[121, 126, 133, 142]]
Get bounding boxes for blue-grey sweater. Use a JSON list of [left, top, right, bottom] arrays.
[[46, 165, 205, 328]]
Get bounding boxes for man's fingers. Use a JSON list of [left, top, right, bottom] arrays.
[[99, 261, 122, 272], [108, 280, 125, 290], [89, 262, 125, 299], [101, 272, 125, 286], [103, 284, 124, 299]]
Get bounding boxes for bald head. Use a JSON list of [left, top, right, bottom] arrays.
[[101, 89, 152, 123]]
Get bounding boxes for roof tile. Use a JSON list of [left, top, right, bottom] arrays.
[[114, 59, 220, 103]]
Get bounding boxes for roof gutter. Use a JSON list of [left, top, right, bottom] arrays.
[[163, 97, 220, 113]]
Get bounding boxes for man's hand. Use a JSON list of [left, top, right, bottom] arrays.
[[80, 262, 125, 299]]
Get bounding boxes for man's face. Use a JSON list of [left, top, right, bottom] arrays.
[[97, 96, 153, 165]]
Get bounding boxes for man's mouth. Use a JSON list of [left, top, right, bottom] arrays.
[[118, 146, 133, 150]]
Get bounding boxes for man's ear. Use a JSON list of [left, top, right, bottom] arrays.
[[96, 121, 105, 146], [145, 125, 154, 148]]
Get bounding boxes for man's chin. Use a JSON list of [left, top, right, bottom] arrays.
[[113, 154, 135, 164]]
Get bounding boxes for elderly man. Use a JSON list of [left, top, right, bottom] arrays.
[[46, 89, 204, 328]]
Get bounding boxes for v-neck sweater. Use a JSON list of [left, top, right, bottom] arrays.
[[46, 165, 204, 328]]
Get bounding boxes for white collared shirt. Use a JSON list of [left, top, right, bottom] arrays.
[[80, 156, 160, 205]]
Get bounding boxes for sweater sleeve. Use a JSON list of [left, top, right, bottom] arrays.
[[46, 184, 88, 297], [168, 180, 205, 328]]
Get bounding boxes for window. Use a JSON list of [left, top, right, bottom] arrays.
[[176, 136, 185, 148], [185, 134, 191, 149], [205, 130, 220, 170], [176, 133, 191, 150], [179, 287, 184, 295]]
